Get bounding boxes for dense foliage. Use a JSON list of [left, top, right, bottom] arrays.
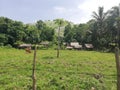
[[0, 17, 55, 46], [0, 5, 120, 50]]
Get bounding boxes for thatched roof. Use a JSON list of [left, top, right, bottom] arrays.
[[70, 42, 79, 47], [40, 41, 49, 45], [74, 45, 82, 49], [70, 42, 82, 49], [85, 44, 93, 49], [19, 44, 32, 48]]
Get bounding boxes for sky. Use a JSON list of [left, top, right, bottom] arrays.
[[0, 0, 120, 24]]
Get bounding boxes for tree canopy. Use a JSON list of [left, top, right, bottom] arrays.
[[0, 4, 120, 51]]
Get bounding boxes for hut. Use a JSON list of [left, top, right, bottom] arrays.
[[19, 44, 32, 49], [66, 46, 73, 50], [84, 44, 93, 50], [19, 44, 32, 53], [40, 41, 49, 48], [70, 42, 82, 50]]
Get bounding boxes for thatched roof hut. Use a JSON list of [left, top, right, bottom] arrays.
[[40, 41, 50, 48], [66, 46, 73, 50], [40, 41, 49, 45], [19, 44, 32, 48], [70, 42, 82, 49], [85, 44, 93, 49], [71, 42, 79, 47]]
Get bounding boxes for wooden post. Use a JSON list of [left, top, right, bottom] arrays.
[[32, 45, 37, 90], [57, 26, 60, 58], [118, 3, 120, 48], [115, 47, 120, 90]]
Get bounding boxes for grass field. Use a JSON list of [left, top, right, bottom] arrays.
[[0, 47, 117, 90]]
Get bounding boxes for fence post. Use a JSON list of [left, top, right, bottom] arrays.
[[115, 47, 120, 90], [32, 45, 37, 90], [57, 26, 60, 58]]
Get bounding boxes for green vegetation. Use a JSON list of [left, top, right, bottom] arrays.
[[0, 5, 120, 51], [0, 4, 119, 90], [0, 47, 116, 90]]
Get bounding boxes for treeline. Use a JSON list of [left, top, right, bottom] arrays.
[[0, 18, 55, 47], [0, 5, 120, 50]]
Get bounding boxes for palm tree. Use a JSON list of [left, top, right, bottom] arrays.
[[54, 19, 64, 58], [92, 7, 108, 49], [92, 7, 108, 34]]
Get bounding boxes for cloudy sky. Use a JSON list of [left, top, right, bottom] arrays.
[[0, 0, 119, 24]]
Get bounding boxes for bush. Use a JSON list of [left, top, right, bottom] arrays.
[[13, 41, 24, 48], [5, 44, 12, 48], [0, 43, 4, 46]]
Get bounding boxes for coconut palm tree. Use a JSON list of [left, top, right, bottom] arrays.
[[92, 7, 108, 34], [92, 7, 108, 49]]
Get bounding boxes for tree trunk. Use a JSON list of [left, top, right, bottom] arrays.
[[32, 45, 37, 90], [57, 26, 60, 58], [118, 4, 120, 48], [57, 48, 59, 58], [115, 47, 120, 90]]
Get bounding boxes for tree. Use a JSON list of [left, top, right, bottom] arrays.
[[10, 21, 25, 44], [36, 20, 55, 42], [43, 27, 54, 41], [0, 34, 8, 45], [64, 23, 73, 44], [92, 7, 108, 49], [25, 24, 40, 90], [24, 24, 40, 44], [0, 17, 26, 46], [109, 6, 120, 47], [69, 24, 89, 44], [54, 19, 65, 58], [36, 20, 45, 41]]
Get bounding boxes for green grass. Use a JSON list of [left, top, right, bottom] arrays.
[[0, 47, 117, 90]]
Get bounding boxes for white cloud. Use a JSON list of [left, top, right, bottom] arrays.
[[76, 0, 99, 23], [78, 0, 98, 12], [78, 0, 120, 13], [53, 0, 99, 23], [99, 0, 120, 11], [1, 0, 120, 24], [54, 6, 66, 14], [76, 0, 120, 23], [52, 0, 120, 24]]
